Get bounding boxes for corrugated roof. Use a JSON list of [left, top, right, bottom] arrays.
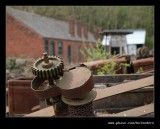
[[6, 7, 96, 43]]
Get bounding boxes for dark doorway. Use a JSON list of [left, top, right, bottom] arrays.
[[68, 45, 71, 64], [111, 47, 120, 55], [137, 44, 143, 49]]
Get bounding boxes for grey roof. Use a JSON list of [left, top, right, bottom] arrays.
[[99, 29, 133, 35], [6, 7, 96, 43]]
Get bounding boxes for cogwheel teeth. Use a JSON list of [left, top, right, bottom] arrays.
[[31, 53, 64, 79]]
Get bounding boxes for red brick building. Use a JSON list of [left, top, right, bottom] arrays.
[[6, 7, 97, 64]]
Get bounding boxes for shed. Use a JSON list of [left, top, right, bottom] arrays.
[[101, 29, 146, 55]]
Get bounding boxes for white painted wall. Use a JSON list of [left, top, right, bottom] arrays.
[[126, 30, 146, 44], [128, 45, 137, 55], [124, 45, 128, 54]]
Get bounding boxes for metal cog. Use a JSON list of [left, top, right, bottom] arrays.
[[31, 53, 64, 79]]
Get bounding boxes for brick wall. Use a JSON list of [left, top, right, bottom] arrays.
[[44, 38, 95, 65], [6, 13, 44, 58], [6, 13, 95, 64]]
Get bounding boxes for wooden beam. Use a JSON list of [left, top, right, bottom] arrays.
[[98, 103, 154, 117], [94, 76, 154, 101], [24, 106, 55, 117]]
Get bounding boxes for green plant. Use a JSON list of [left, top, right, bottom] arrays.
[[97, 62, 131, 75], [80, 38, 112, 61], [6, 57, 20, 70], [97, 61, 117, 75], [136, 67, 144, 73], [121, 62, 131, 67], [80, 38, 132, 75]]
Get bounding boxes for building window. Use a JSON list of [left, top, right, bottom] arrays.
[[78, 46, 81, 61], [50, 41, 55, 56], [72, 46, 74, 63], [44, 39, 48, 53], [68, 45, 71, 64], [58, 41, 63, 57]]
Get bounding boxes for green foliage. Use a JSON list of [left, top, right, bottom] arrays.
[[6, 57, 20, 70], [121, 62, 131, 67], [97, 61, 117, 75], [136, 67, 144, 73], [146, 35, 154, 49], [81, 39, 111, 61], [97, 62, 131, 75]]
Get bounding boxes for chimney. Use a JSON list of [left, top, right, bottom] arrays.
[[93, 26, 102, 40], [77, 20, 82, 38], [69, 17, 75, 37], [82, 23, 88, 39], [97, 27, 102, 39]]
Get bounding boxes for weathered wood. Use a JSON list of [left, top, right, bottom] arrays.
[[98, 103, 154, 117], [93, 73, 153, 83], [94, 76, 154, 101], [24, 106, 55, 117]]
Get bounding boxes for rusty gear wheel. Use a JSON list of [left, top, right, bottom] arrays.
[[31, 53, 64, 79]]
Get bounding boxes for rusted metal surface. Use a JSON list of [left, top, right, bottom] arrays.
[[31, 53, 64, 79], [68, 102, 95, 116], [24, 106, 55, 117], [83, 56, 154, 74], [30, 53, 67, 117], [83, 58, 127, 74], [84, 58, 127, 70], [94, 76, 154, 101], [136, 47, 150, 59], [140, 112, 154, 117], [31, 77, 61, 100], [7, 79, 39, 115], [98, 103, 154, 117], [31, 53, 96, 117], [54, 65, 96, 116], [53, 98, 69, 116], [132, 57, 154, 73], [141, 70, 154, 74], [62, 90, 97, 106], [24, 86, 153, 117], [56, 67, 95, 98], [7, 74, 154, 116], [93, 73, 153, 84], [6, 88, 8, 106], [93, 86, 153, 113]]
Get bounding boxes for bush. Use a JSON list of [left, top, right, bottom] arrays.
[[81, 39, 112, 61], [6, 57, 20, 70], [97, 62, 131, 75]]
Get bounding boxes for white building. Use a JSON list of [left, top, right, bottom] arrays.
[[101, 30, 146, 55]]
